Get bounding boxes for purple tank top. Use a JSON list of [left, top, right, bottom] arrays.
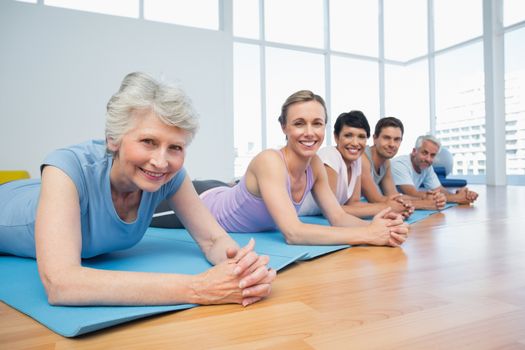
[[200, 151, 314, 232]]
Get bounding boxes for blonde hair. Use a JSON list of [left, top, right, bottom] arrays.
[[277, 90, 327, 127]]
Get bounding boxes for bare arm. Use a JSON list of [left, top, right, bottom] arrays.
[[360, 153, 389, 203], [250, 152, 408, 246], [324, 163, 389, 218], [437, 186, 478, 205], [398, 184, 446, 210], [170, 176, 276, 305], [398, 184, 430, 199], [35, 167, 273, 306], [169, 176, 240, 265], [379, 169, 440, 210], [379, 161, 400, 197], [326, 161, 410, 218], [358, 157, 438, 211]]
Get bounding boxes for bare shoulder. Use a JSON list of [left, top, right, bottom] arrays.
[[245, 150, 287, 185], [361, 152, 371, 169], [309, 155, 327, 180], [309, 154, 324, 169], [249, 149, 284, 171], [384, 158, 392, 170]]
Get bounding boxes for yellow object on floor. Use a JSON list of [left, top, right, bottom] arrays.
[[0, 170, 30, 185]]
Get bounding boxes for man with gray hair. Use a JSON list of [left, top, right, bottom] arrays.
[[391, 134, 478, 206]]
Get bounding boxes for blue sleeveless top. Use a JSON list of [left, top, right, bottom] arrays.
[[0, 140, 186, 258]]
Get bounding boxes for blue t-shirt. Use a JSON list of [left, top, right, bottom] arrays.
[[0, 140, 186, 258], [391, 154, 441, 190]]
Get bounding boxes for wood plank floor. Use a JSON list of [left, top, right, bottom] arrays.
[[1, 185, 525, 349]]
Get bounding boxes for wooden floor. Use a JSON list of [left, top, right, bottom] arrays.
[[2, 185, 525, 349]]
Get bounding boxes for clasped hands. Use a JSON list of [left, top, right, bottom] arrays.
[[196, 238, 276, 307], [425, 190, 447, 210], [370, 208, 409, 247], [388, 194, 415, 219], [455, 187, 478, 204]]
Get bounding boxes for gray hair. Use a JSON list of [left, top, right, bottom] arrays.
[[415, 134, 441, 151], [105, 72, 199, 150]]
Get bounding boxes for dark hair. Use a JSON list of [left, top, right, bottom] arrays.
[[373, 117, 404, 137], [278, 90, 327, 126], [333, 110, 370, 138]]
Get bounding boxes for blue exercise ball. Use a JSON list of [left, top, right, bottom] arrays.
[[434, 147, 453, 176]]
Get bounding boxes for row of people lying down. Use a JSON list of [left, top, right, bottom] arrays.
[[0, 72, 474, 309], [152, 112, 478, 232]]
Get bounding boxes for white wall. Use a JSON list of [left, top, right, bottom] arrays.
[[0, 1, 234, 181]]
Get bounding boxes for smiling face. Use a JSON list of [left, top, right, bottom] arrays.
[[411, 139, 439, 173], [334, 125, 367, 167], [108, 108, 189, 193], [373, 126, 403, 160], [281, 100, 326, 158]]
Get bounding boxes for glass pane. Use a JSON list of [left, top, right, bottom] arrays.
[[265, 0, 324, 48], [504, 0, 525, 27], [16, 0, 37, 3], [265, 47, 325, 149], [144, 0, 219, 30], [385, 61, 430, 156], [331, 56, 379, 132], [435, 42, 485, 177], [330, 0, 377, 57], [234, 43, 262, 177], [233, 0, 259, 39], [434, 0, 482, 51], [384, 0, 427, 61], [45, 0, 139, 18], [504, 27, 525, 175]]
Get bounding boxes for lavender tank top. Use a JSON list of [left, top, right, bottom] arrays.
[[200, 151, 314, 232]]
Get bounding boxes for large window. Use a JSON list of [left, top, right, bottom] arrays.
[[233, 0, 259, 39], [234, 43, 262, 177], [265, 48, 325, 150], [384, 0, 427, 61], [435, 42, 485, 177], [231, 0, 516, 182], [385, 60, 429, 156], [330, 0, 377, 57], [504, 0, 525, 27], [504, 27, 525, 176], [264, 0, 324, 49], [331, 56, 379, 129], [433, 0, 482, 51]]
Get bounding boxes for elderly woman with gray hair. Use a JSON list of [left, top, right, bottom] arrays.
[[0, 72, 275, 307]]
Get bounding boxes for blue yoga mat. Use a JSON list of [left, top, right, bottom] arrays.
[[0, 226, 346, 337], [300, 203, 456, 226], [148, 225, 349, 261], [0, 205, 454, 337], [405, 203, 456, 224]]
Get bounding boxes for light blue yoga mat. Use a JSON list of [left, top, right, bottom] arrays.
[[0, 205, 454, 337], [148, 225, 350, 261], [405, 203, 457, 224], [0, 226, 345, 337], [299, 203, 457, 226], [301, 203, 457, 225]]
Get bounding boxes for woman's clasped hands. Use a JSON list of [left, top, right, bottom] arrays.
[[367, 207, 409, 247], [193, 239, 276, 307]]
